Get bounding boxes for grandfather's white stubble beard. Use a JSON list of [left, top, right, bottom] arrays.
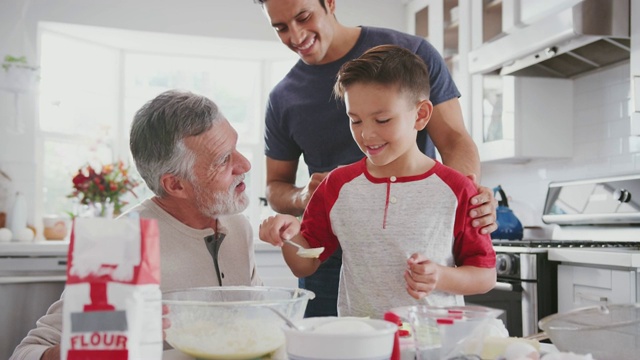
[[194, 176, 249, 218]]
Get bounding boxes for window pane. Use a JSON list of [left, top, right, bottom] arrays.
[[123, 54, 262, 144], [39, 32, 119, 137], [38, 24, 296, 229], [42, 139, 113, 216]]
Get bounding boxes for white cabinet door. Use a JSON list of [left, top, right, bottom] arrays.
[[471, 75, 573, 163], [557, 264, 637, 313], [406, 0, 472, 132], [517, 0, 581, 26], [631, 0, 640, 135], [254, 247, 298, 288]]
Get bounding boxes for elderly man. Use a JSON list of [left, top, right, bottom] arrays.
[[11, 90, 262, 360]]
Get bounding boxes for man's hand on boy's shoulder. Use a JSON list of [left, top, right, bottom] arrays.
[[466, 175, 498, 235]]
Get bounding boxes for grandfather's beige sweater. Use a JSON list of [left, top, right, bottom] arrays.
[[10, 198, 262, 360]]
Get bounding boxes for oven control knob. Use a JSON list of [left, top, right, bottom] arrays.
[[496, 254, 518, 276], [613, 188, 631, 203]]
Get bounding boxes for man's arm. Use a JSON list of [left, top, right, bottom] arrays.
[[427, 98, 497, 234], [426, 98, 480, 177], [265, 157, 327, 216], [9, 297, 63, 360]]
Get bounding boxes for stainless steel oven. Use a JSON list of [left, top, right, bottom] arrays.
[[467, 173, 640, 338], [466, 244, 557, 337]]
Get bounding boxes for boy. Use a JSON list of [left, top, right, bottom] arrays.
[[259, 45, 496, 318]]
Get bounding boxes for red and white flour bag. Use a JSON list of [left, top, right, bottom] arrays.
[[61, 217, 162, 360]]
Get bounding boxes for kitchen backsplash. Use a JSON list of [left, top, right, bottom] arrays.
[[481, 62, 639, 227]]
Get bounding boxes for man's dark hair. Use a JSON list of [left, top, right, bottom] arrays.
[[253, 0, 327, 12]]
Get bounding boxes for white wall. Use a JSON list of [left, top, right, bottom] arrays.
[[480, 62, 640, 228], [0, 0, 405, 229]]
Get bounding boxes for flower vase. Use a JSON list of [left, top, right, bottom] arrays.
[[88, 200, 115, 218]]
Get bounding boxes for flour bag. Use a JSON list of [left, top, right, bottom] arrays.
[[61, 217, 162, 360]]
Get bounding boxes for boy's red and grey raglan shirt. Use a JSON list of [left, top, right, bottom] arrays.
[[301, 158, 496, 318]]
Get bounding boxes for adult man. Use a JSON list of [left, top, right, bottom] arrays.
[[10, 90, 262, 360], [255, 0, 498, 317]]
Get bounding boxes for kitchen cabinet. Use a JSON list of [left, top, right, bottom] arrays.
[[254, 243, 297, 288], [468, 0, 574, 163], [468, 0, 582, 41], [517, 0, 582, 27], [405, 0, 472, 130], [549, 248, 640, 313], [470, 75, 573, 163], [632, 0, 640, 135], [0, 242, 67, 359], [557, 264, 637, 313]]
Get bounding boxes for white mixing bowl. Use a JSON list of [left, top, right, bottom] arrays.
[[283, 317, 397, 360]]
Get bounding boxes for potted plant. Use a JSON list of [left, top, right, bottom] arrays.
[[0, 54, 39, 93]]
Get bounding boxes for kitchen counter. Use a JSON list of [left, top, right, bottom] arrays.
[[0, 240, 69, 256], [493, 245, 549, 254], [548, 248, 640, 268], [162, 342, 560, 359]]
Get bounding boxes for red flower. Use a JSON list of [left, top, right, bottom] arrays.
[[68, 161, 141, 215], [72, 172, 89, 187]]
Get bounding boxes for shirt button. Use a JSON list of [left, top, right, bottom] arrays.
[[390, 196, 397, 204], [390, 176, 397, 182]]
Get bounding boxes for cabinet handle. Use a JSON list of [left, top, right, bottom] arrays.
[[576, 292, 608, 303]]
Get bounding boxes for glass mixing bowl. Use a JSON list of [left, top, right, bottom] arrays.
[[163, 286, 314, 360], [539, 303, 640, 360]]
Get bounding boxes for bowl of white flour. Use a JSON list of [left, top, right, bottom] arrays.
[[163, 286, 314, 360]]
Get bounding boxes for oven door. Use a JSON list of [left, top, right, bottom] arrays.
[[465, 280, 528, 337]]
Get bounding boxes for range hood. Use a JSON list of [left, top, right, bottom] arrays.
[[468, 0, 630, 78]]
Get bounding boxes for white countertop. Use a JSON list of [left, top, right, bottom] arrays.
[[162, 342, 560, 360], [0, 240, 69, 256], [548, 247, 640, 268], [493, 246, 549, 254]]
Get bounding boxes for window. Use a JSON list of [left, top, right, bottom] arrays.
[[39, 22, 297, 233]]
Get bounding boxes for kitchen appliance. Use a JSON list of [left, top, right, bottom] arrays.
[[492, 185, 523, 240], [466, 174, 640, 337], [0, 241, 68, 359], [469, 0, 630, 78]]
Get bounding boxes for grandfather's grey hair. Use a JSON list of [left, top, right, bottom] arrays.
[[129, 90, 223, 197]]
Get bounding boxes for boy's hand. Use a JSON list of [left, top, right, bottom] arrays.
[[259, 214, 301, 247], [467, 174, 498, 235], [404, 253, 440, 300]]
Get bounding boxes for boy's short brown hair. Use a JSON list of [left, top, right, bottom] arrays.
[[334, 44, 431, 104]]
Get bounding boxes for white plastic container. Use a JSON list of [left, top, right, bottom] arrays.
[[8, 191, 27, 239]]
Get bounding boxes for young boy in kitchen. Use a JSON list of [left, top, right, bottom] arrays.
[[259, 44, 496, 319]]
